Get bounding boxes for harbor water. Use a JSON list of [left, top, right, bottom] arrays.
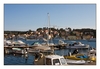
[[4, 39, 96, 65]]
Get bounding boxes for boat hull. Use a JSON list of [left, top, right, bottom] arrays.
[[66, 59, 86, 65], [64, 54, 89, 61], [66, 45, 90, 49]]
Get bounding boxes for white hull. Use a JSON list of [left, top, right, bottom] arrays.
[[66, 45, 90, 48], [66, 59, 86, 65]]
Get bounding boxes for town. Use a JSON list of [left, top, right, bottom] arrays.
[[4, 27, 96, 40]]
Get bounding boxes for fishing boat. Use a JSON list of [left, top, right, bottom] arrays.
[[34, 52, 67, 65]]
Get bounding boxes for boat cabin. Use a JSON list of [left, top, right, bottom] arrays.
[[34, 54, 67, 65], [45, 55, 67, 65]]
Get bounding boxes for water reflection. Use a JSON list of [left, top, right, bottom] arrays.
[[4, 53, 35, 65]]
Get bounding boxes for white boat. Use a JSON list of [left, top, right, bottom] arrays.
[[12, 40, 26, 46], [34, 52, 86, 65], [30, 42, 52, 52], [12, 48, 28, 55], [66, 59, 86, 65], [31, 42, 42, 46], [41, 42, 55, 47], [4, 40, 13, 46], [88, 48, 96, 62], [34, 54, 68, 65], [89, 47, 96, 54], [58, 40, 67, 45], [66, 42, 90, 48]]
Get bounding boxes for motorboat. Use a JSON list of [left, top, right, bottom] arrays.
[[88, 48, 96, 62], [66, 41, 90, 48], [11, 48, 28, 55], [11, 40, 26, 46], [4, 40, 26, 46], [58, 40, 67, 45], [4, 40, 13, 46], [31, 42, 42, 46], [89, 55, 96, 62], [34, 53, 68, 65], [41, 42, 55, 46], [64, 54, 89, 61], [30, 42, 53, 53], [34, 52, 86, 65]]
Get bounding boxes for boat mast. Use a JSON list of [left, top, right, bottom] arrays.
[[47, 13, 50, 46]]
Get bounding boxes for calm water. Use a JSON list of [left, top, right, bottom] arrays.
[[4, 39, 96, 65]]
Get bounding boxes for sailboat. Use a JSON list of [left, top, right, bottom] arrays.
[[42, 13, 55, 47], [33, 13, 68, 65]]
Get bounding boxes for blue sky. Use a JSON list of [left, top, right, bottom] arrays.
[[4, 4, 96, 31]]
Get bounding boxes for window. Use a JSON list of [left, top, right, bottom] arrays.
[[60, 58, 67, 65], [53, 59, 60, 65], [46, 58, 52, 65]]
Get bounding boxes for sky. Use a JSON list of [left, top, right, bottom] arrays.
[[4, 4, 96, 31]]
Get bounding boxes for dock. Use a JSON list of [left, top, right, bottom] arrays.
[[4, 43, 68, 49]]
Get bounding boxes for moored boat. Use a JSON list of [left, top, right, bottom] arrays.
[[64, 54, 89, 61], [66, 41, 90, 49], [34, 53, 68, 65]]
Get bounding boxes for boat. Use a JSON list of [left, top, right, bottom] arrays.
[[64, 53, 96, 62], [31, 42, 42, 46], [29, 41, 53, 53], [34, 53, 68, 65], [58, 40, 67, 45], [11, 40, 26, 46], [34, 50, 87, 65], [88, 38, 96, 42], [11, 48, 28, 55], [64, 54, 89, 60], [66, 59, 86, 65], [66, 41, 90, 48], [25, 35, 39, 41], [4, 40, 13, 46], [88, 48, 96, 62]]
